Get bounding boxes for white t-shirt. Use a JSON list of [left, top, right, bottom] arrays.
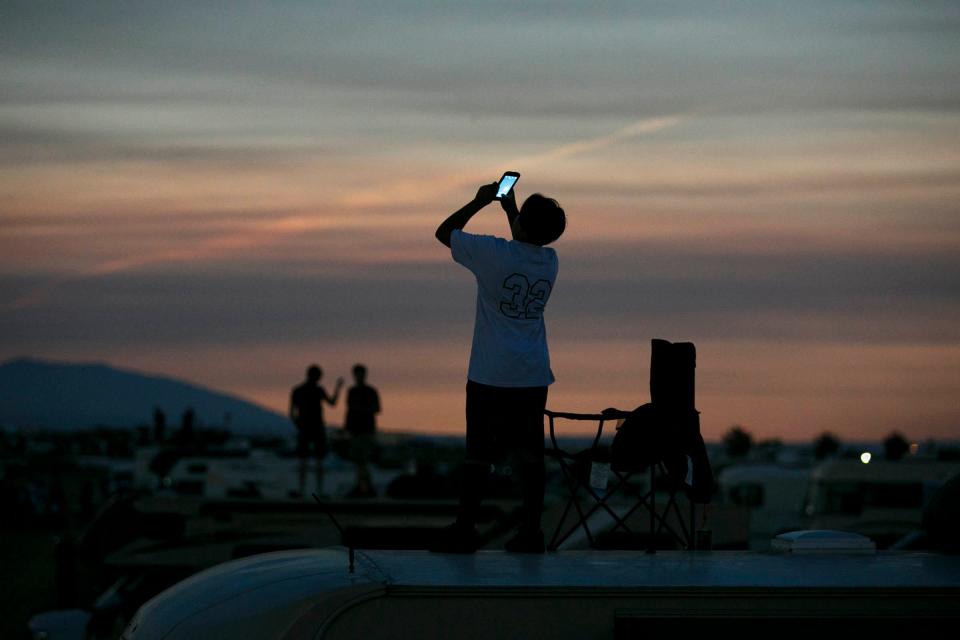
[[451, 229, 558, 387]]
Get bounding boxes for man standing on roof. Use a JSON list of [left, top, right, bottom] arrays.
[[432, 178, 566, 553], [290, 364, 343, 497], [345, 363, 380, 498]]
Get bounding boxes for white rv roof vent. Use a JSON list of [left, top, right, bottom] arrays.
[[772, 529, 876, 554]]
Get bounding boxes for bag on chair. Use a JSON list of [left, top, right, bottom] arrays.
[[609, 403, 714, 500], [610, 403, 677, 472]]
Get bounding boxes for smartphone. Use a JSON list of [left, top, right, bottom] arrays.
[[495, 171, 520, 200]]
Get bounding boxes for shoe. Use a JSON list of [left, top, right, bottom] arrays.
[[429, 522, 480, 554], [504, 528, 545, 554]]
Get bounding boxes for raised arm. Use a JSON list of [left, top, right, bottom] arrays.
[[435, 183, 499, 247], [323, 378, 345, 406], [499, 187, 520, 227]]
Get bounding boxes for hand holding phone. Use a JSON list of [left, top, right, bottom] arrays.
[[495, 171, 520, 200]]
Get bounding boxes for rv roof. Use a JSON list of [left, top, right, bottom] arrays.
[[126, 548, 960, 640], [359, 549, 960, 590], [810, 460, 960, 483]]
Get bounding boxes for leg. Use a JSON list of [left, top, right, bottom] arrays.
[[349, 434, 376, 498], [458, 381, 495, 528], [430, 382, 493, 553], [315, 430, 328, 496], [298, 457, 307, 495], [430, 465, 487, 553], [507, 385, 548, 532], [504, 386, 548, 552], [516, 451, 546, 533], [296, 429, 309, 496], [456, 460, 491, 529]]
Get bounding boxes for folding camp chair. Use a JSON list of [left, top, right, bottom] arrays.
[[544, 339, 713, 552]]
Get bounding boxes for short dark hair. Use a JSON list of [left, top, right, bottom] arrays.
[[519, 193, 566, 246]]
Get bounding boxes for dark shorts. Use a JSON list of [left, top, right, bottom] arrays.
[[465, 380, 547, 463], [297, 426, 328, 459]]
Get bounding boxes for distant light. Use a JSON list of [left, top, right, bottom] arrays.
[[910, 443, 919, 455], [860, 452, 872, 464]]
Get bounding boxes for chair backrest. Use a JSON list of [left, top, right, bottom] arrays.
[[650, 338, 696, 411], [648, 338, 714, 501]]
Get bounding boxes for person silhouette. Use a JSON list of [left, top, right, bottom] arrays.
[[432, 180, 566, 553], [345, 364, 381, 498], [289, 364, 343, 497]]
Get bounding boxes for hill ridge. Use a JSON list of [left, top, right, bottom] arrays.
[[0, 357, 290, 435]]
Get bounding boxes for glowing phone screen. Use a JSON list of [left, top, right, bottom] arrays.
[[497, 174, 519, 198]]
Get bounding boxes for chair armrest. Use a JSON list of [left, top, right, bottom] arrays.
[[544, 408, 633, 421], [544, 408, 632, 453]]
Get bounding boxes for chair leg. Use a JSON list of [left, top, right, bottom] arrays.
[[550, 459, 597, 549], [656, 491, 691, 547], [548, 495, 577, 550], [549, 462, 637, 550], [648, 462, 696, 549]]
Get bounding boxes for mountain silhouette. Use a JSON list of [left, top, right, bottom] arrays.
[[0, 357, 290, 435]]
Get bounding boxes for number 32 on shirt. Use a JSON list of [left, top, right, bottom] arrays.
[[500, 273, 551, 320]]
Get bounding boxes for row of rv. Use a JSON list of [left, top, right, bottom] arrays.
[[24, 443, 960, 639], [719, 457, 959, 548], [101, 441, 960, 550]]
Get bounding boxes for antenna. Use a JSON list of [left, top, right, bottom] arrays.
[[312, 493, 354, 573]]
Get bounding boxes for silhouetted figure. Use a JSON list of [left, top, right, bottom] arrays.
[[153, 406, 166, 444], [289, 365, 343, 497], [432, 180, 566, 554], [345, 364, 381, 498]]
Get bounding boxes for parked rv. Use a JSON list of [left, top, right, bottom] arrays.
[[117, 547, 960, 639], [718, 464, 811, 549], [805, 459, 960, 548]]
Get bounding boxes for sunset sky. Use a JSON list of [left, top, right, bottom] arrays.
[[2, 1, 959, 442]]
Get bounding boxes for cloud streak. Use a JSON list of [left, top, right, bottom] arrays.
[[6, 213, 341, 309], [522, 116, 685, 162], [336, 114, 686, 208]]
